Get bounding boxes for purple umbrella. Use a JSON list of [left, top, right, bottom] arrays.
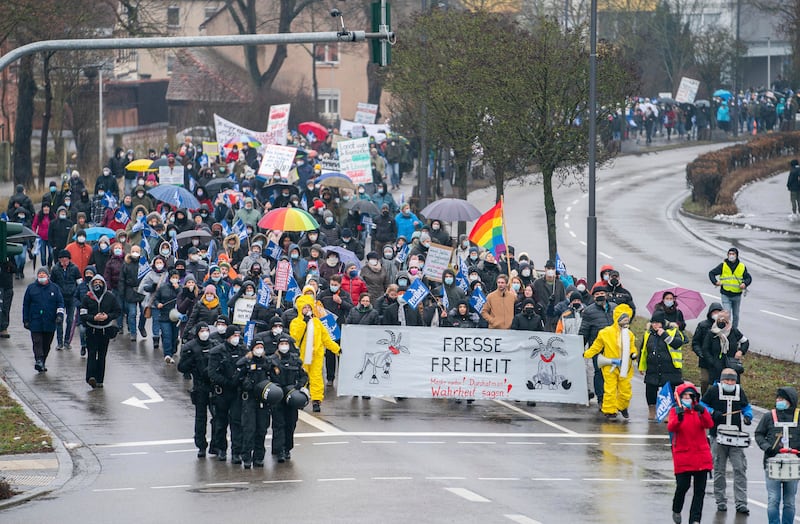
[[646, 287, 706, 320], [324, 246, 361, 270]]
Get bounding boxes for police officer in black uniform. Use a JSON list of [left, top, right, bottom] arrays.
[[209, 315, 230, 345], [236, 340, 271, 469], [268, 334, 309, 463], [177, 322, 215, 458], [252, 315, 285, 355], [207, 325, 244, 463]]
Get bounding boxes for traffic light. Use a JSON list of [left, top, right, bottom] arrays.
[[0, 221, 24, 262], [371, 1, 391, 66]]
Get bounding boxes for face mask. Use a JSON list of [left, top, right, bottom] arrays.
[[444, 277, 454, 285], [422, 242, 430, 249], [98, 191, 105, 197], [721, 383, 736, 393], [138, 180, 145, 186], [99, 243, 109, 252], [408, 268, 419, 276], [680, 399, 693, 409], [251, 251, 261, 259], [113, 248, 123, 256], [523, 308, 534, 316], [38, 276, 48, 284], [154, 263, 165, 271], [229, 336, 240, 346], [469, 275, 478, 282], [330, 284, 340, 292], [245, 290, 255, 297], [203, 293, 215, 302], [348, 270, 358, 278], [278, 344, 290, 354], [327, 257, 338, 267], [192, 239, 200, 246], [469, 254, 478, 262], [572, 302, 582, 310], [92, 282, 104, 292], [272, 327, 283, 335], [137, 192, 145, 198], [384, 251, 393, 260], [609, 278, 619, 286], [777, 400, 790, 411], [290, 253, 299, 260], [59, 213, 67, 219], [50, 187, 56, 193], [728, 255, 737, 263], [64, 200, 71, 207], [169, 230, 177, 238], [253, 347, 265, 358], [546, 269, 556, 277], [131, 253, 140, 260], [160, 249, 171, 256], [171, 278, 180, 286], [325, 217, 334, 225], [402, 210, 410, 217], [663, 300, 674, 308], [233, 286, 241, 294], [512, 282, 521, 292], [520, 269, 531, 278], [358, 188, 365, 194], [309, 234, 318, 241], [603, 274, 610, 281], [198, 330, 210, 341], [577, 284, 586, 292], [595, 295, 606, 303], [378, 189, 384, 195], [216, 325, 227, 334], [398, 278, 408, 288]]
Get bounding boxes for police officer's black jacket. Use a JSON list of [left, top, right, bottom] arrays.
[[236, 354, 270, 393], [178, 337, 214, 390], [208, 341, 245, 391], [267, 352, 308, 390]]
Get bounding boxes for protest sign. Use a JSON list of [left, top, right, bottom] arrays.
[[354, 102, 379, 124], [265, 104, 290, 146], [274, 260, 292, 292], [214, 113, 270, 152], [158, 165, 184, 186], [258, 144, 298, 178], [338, 119, 391, 142], [422, 243, 454, 282], [675, 77, 700, 104], [337, 137, 372, 185]]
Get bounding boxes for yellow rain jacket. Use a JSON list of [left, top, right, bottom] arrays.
[[290, 294, 340, 401], [584, 304, 637, 362]]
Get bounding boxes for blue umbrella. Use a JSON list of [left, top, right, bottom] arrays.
[[77, 227, 116, 242], [148, 185, 200, 209], [713, 89, 732, 100]]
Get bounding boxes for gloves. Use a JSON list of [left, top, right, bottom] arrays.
[[23, 322, 30, 330], [610, 358, 621, 367], [743, 415, 752, 425], [676, 407, 684, 422], [694, 404, 705, 414], [300, 387, 310, 397], [766, 447, 780, 458], [56, 313, 64, 323], [304, 313, 313, 321]]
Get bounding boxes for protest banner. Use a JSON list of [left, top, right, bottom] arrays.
[[274, 260, 292, 292], [265, 104, 290, 145], [258, 144, 298, 178], [422, 243, 454, 282], [158, 165, 184, 186], [232, 296, 257, 325], [338, 119, 391, 142], [319, 158, 340, 174], [338, 326, 588, 403], [401, 279, 430, 309], [354, 102, 379, 124], [214, 113, 270, 152], [658, 92, 673, 100], [675, 77, 700, 104], [337, 137, 372, 185], [202, 141, 220, 158]]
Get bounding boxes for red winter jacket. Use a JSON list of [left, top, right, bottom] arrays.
[[667, 383, 714, 474], [341, 274, 368, 305]]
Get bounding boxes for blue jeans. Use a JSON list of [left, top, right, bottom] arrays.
[[56, 300, 76, 346], [388, 162, 400, 187], [721, 293, 742, 329], [150, 306, 161, 338], [766, 471, 798, 524], [126, 302, 144, 336], [158, 320, 178, 357], [37, 240, 51, 267]]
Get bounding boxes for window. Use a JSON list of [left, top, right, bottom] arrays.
[[316, 90, 340, 118], [204, 5, 220, 20], [314, 43, 340, 64], [166, 52, 176, 75], [167, 6, 180, 28]]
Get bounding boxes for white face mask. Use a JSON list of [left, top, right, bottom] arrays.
[[278, 344, 290, 354], [546, 269, 556, 277], [577, 284, 586, 292], [198, 330, 210, 341], [253, 347, 265, 357], [272, 327, 283, 335], [229, 336, 240, 346], [113, 248, 123, 256], [154, 263, 164, 271], [368, 259, 379, 267], [77, 236, 86, 244], [205, 294, 215, 301], [216, 325, 227, 334], [326, 257, 338, 267], [727, 255, 737, 262], [38, 276, 48, 284], [245, 290, 255, 297]]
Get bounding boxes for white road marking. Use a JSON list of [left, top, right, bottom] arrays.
[[109, 452, 147, 456], [564, 214, 570, 220], [598, 251, 613, 259], [298, 410, 344, 434], [318, 478, 356, 482], [579, 241, 587, 246], [572, 199, 580, 205], [312, 441, 349, 446], [566, 207, 572, 212], [596, 186, 605, 192], [408, 441, 446, 444], [457, 441, 496, 444], [640, 479, 673, 483], [583, 478, 624, 481], [263, 480, 303, 484], [426, 476, 466, 480], [507, 442, 545, 445], [505, 515, 542, 524], [569, 231, 577, 238], [582, 194, 588, 199], [761, 309, 799, 321], [478, 477, 520, 481], [656, 277, 679, 286], [121, 383, 164, 410], [101, 438, 193, 448], [375, 396, 398, 404], [151, 485, 190, 489], [623, 264, 642, 273], [361, 440, 397, 444], [493, 400, 579, 435], [444, 487, 491, 502], [206, 482, 249, 487], [531, 477, 570, 481], [701, 292, 717, 299], [92, 488, 135, 492], [564, 222, 570, 229], [164, 449, 197, 454], [562, 442, 599, 446], [372, 476, 413, 480], [610, 180, 620, 186]]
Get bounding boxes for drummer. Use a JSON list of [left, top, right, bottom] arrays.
[[755, 386, 800, 524], [701, 368, 753, 514]]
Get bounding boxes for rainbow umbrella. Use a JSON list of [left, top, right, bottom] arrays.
[[224, 134, 262, 148], [126, 159, 157, 172], [257, 207, 320, 232]]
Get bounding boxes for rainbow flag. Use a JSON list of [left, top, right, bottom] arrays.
[[468, 200, 506, 257]]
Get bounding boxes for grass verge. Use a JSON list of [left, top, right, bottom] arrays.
[[0, 383, 52, 455], [630, 317, 800, 408]]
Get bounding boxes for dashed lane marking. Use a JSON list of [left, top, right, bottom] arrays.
[[493, 400, 579, 436], [426, 476, 466, 480], [164, 449, 196, 454], [361, 440, 397, 444], [457, 441, 496, 444], [505, 515, 542, 524], [312, 441, 349, 446], [151, 485, 191, 489], [701, 292, 717, 299], [206, 482, 249, 487], [478, 477, 520, 481], [656, 277, 679, 286], [623, 264, 642, 273], [109, 452, 147, 456], [564, 222, 570, 229], [408, 441, 446, 444], [583, 478, 624, 481], [562, 442, 599, 446], [572, 199, 580, 205], [92, 488, 136, 492], [566, 207, 572, 212], [263, 480, 303, 484], [760, 309, 799, 321], [445, 487, 491, 502], [569, 231, 576, 238], [507, 442, 545, 445], [598, 251, 613, 259], [531, 478, 570, 481], [318, 478, 356, 482], [579, 241, 587, 246], [372, 476, 413, 480]]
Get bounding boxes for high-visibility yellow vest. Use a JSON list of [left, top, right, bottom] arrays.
[[720, 262, 746, 294], [639, 328, 684, 372]]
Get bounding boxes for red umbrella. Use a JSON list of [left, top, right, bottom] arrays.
[[298, 121, 328, 141], [646, 287, 706, 320]]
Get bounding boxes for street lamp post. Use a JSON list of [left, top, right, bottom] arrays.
[[586, 0, 598, 287], [767, 37, 771, 88], [98, 67, 104, 172]]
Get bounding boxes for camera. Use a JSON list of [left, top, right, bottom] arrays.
[[330, 8, 342, 17]]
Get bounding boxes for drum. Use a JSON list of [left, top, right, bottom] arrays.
[[767, 453, 800, 480], [715, 424, 751, 448]]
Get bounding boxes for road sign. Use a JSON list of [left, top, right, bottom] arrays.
[[275, 260, 291, 292]]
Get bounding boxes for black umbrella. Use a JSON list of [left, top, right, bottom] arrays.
[[203, 177, 234, 194], [345, 199, 380, 216], [175, 229, 213, 246], [420, 198, 482, 222], [150, 157, 170, 169], [7, 226, 38, 242], [263, 183, 299, 196]]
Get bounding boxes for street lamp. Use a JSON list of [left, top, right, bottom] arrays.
[[586, 0, 598, 288]]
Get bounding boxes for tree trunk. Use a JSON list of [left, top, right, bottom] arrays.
[[456, 158, 468, 236], [542, 167, 558, 262], [311, 44, 319, 119], [38, 54, 53, 188], [493, 164, 505, 203], [13, 54, 36, 188]]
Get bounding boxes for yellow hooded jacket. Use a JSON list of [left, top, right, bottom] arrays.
[[290, 294, 340, 363], [583, 304, 637, 361]]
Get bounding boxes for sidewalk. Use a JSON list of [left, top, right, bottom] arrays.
[[725, 173, 800, 236]]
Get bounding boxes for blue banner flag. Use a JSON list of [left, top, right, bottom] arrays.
[[114, 207, 130, 225], [456, 257, 469, 293], [232, 218, 248, 242], [206, 240, 216, 264], [102, 193, 118, 209], [656, 382, 674, 423], [266, 240, 283, 261], [320, 313, 341, 341], [172, 188, 184, 208], [131, 215, 146, 234], [170, 237, 179, 256], [188, 175, 197, 192], [555, 252, 567, 274], [401, 278, 430, 309], [396, 243, 411, 264], [441, 284, 449, 311], [220, 220, 231, 237], [300, 193, 308, 211], [256, 278, 272, 308], [138, 240, 151, 280], [469, 287, 487, 314], [285, 273, 301, 304], [243, 320, 256, 348]]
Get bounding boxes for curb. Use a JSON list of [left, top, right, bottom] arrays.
[[0, 374, 74, 510], [678, 206, 800, 237]]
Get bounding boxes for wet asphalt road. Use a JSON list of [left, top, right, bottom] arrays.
[[1, 143, 796, 523]]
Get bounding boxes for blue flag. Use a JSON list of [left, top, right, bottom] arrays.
[[188, 175, 197, 192], [656, 382, 674, 423], [555, 252, 567, 274], [396, 243, 411, 264], [266, 240, 282, 261], [171, 237, 179, 256], [455, 257, 469, 293], [300, 194, 308, 211], [102, 193, 118, 209], [285, 273, 301, 304], [138, 239, 151, 280], [114, 207, 130, 225], [320, 313, 341, 341], [220, 220, 231, 237], [131, 215, 146, 234], [401, 278, 430, 309], [243, 320, 256, 348], [441, 284, 449, 311], [232, 218, 248, 242], [470, 287, 487, 314], [172, 188, 184, 208], [256, 278, 272, 308], [206, 240, 216, 264]]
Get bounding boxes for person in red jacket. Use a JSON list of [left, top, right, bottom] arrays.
[[668, 381, 714, 524], [340, 262, 368, 305]]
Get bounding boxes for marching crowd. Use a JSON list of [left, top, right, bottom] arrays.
[[5, 130, 799, 523]]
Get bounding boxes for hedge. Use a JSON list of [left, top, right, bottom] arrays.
[[686, 132, 800, 215]]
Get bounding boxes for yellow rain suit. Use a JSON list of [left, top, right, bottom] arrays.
[[583, 304, 637, 415], [290, 294, 340, 401]]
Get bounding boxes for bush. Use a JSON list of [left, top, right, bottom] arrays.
[[686, 131, 800, 215], [0, 477, 17, 500]]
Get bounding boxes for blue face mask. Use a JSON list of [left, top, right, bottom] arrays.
[[348, 270, 358, 278], [776, 400, 790, 411], [290, 253, 299, 260], [680, 399, 693, 409], [50, 187, 56, 193], [444, 277, 454, 285]]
